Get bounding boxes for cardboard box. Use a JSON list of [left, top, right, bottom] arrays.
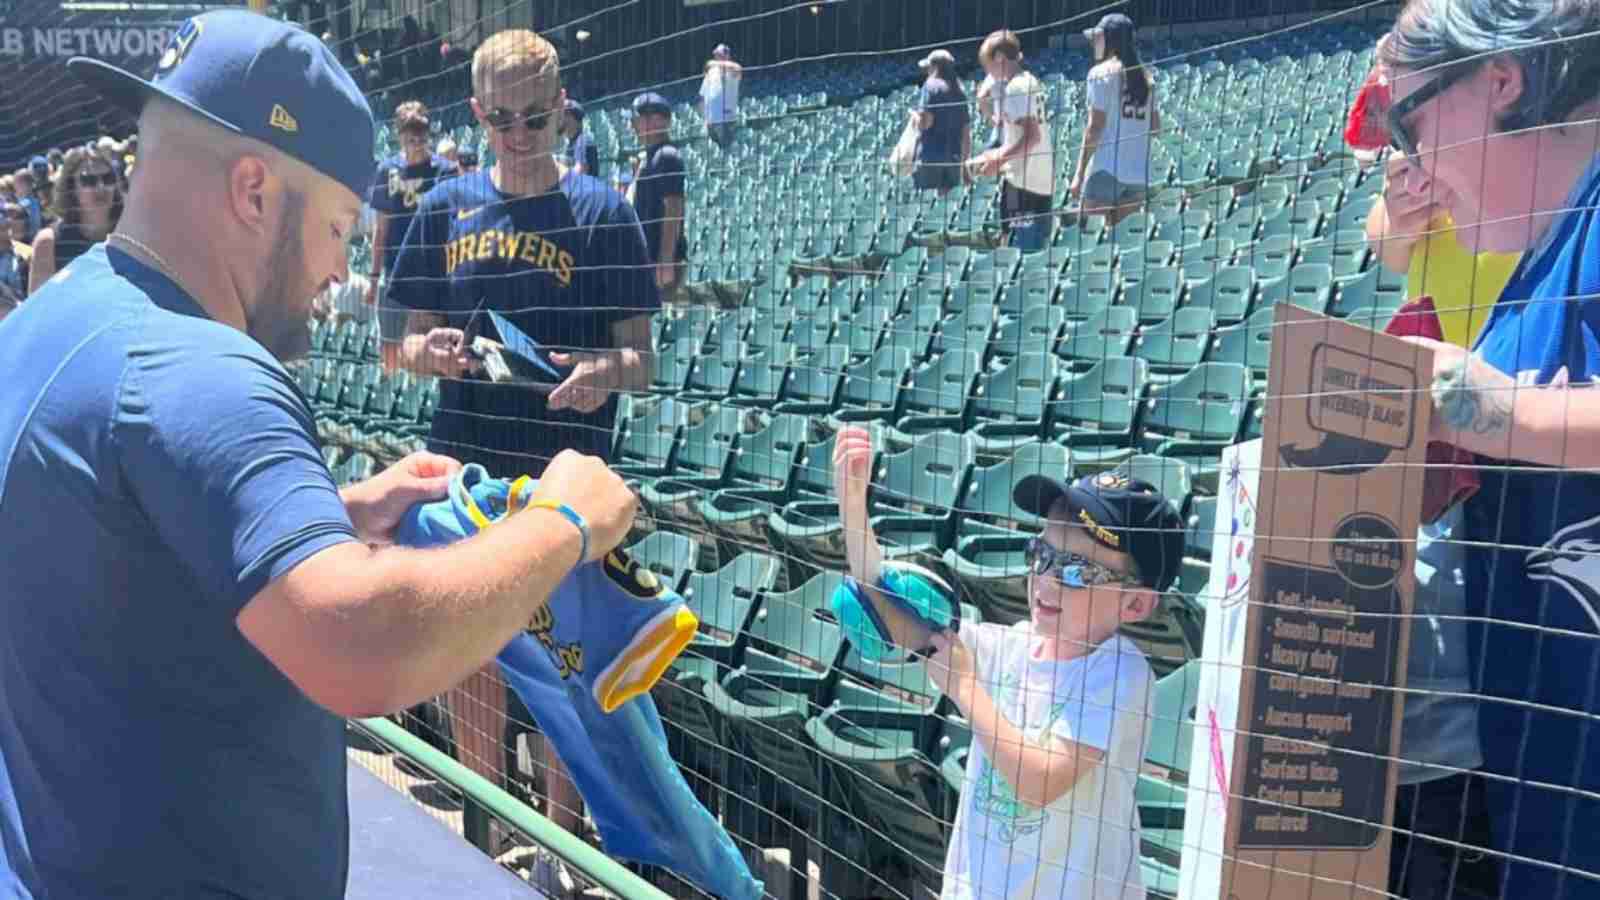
[[1179, 305, 1428, 899]]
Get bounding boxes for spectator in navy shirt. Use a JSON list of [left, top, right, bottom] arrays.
[[912, 49, 971, 196], [628, 92, 687, 298], [560, 97, 600, 178], [366, 99, 458, 307], [1379, 1, 1600, 897]]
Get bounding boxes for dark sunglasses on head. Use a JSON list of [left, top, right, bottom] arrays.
[[1385, 61, 1475, 163], [1024, 537, 1141, 590], [74, 172, 116, 189], [483, 101, 558, 133]]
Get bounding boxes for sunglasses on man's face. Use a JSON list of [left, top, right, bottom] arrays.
[[74, 172, 116, 189], [1385, 62, 1474, 163], [1024, 537, 1141, 590], [483, 100, 559, 133]]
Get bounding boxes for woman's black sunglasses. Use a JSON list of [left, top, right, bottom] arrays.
[[74, 172, 117, 189], [1385, 61, 1475, 162]]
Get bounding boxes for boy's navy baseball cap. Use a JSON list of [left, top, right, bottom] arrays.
[[65, 9, 376, 201], [1013, 470, 1185, 592]]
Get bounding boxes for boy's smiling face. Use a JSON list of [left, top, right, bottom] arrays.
[[1029, 500, 1156, 656]]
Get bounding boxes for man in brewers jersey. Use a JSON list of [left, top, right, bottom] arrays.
[[366, 99, 456, 308], [382, 27, 657, 855]]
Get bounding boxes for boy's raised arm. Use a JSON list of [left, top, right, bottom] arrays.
[[833, 426, 936, 651]]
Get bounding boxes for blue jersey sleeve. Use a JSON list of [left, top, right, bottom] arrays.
[[113, 345, 358, 612], [384, 190, 449, 314]]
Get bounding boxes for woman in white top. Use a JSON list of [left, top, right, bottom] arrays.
[[1070, 13, 1160, 226]]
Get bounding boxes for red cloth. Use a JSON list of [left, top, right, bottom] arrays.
[[1344, 64, 1392, 152], [1381, 296, 1480, 523]]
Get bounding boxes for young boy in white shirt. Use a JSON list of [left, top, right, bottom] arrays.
[[832, 426, 1184, 900]]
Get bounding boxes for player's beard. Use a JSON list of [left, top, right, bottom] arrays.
[[251, 188, 314, 362]]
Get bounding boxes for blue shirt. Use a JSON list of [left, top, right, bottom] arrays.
[[632, 142, 687, 264], [1466, 154, 1600, 899], [0, 247, 359, 898], [1397, 507, 1481, 785], [370, 153, 458, 273], [18, 197, 39, 238], [916, 76, 969, 164], [386, 170, 658, 475]]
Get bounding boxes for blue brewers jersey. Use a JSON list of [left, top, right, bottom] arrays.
[[386, 169, 657, 475], [394, 465, 761, 900], [1466, 154, 1600, 899]]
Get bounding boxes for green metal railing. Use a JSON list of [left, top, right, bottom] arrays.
[[351, 716, 670, 900]]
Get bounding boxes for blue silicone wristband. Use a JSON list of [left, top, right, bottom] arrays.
[[530, 500, 590, 565]]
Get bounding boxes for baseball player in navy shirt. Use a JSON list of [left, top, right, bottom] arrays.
[[0, 11, 641, 899]]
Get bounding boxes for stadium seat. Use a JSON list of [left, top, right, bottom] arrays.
[[1057, 305, 1138, 371], [1120, 266, 1184, 325], [1183, 265, 1255, 325], [1056, 272, 1119, 322], [998, 269, 1059, 318], [623, 530, 702, 594], [697, 414, 809, 553], [1138, 362, 1251, 491], [944, 441, 1071, 622], [704, 572, 848, 838], [1135, 308, 1216, 382], [967, 352, 1062, 459], [772, 343, 849, 415], [829, 345, 913, 427], [1207, 305, 1276, 387], [1257, 262, 1335, 313], [651, 338, 698, 394], [1049, 354, 1150, 471], [884, 350, 983, 448], [1329, 262, 1406, 319], [610, 397, 689, 478], [637, 404, 745, 527]]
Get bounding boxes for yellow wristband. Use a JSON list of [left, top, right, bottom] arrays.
[[526, 499, 590, 566]]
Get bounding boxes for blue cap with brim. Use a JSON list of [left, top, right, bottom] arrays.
[[65, 9, 376, 201], [630, 92, 673, 118], [829, 561, 961, 662]]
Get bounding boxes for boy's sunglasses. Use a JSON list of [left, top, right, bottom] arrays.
[[74, 172, 116, 189], [1385, 61, 1475, 163], [483, 102, 558, 133], [1024, 537, 1141, 589]]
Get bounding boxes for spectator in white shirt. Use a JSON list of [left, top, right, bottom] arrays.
[[966, 30, 1055, 249], [1070, 14, 1160, 226], [699, 44, 743, 148]]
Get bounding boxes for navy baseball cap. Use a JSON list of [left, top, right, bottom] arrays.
[[27, 156, 47, 176], [1084, 12, 1136, 42], [65, 9, 376, 201], [565, 98, 585, 120], [1013, 470, 1185, 592], [631, 92, 672, 118]]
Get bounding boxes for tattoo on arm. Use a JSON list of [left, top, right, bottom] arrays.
[[1434, 360, 1512, 436]]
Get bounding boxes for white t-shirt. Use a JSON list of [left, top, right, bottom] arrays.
[[700, 62, 742, 124], [941, 623, 1153, 900], [996, 70, 1055, 197], [1085, 61, 1154, 186]]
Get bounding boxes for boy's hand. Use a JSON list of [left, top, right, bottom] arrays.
[[832, 426, 881, 584], [928, 630, 977, 712]]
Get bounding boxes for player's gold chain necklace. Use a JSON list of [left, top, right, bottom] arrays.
[[107, 232, 190, 296]]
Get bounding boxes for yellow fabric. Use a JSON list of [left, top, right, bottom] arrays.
[[592, 606, 700, 713], [1406, 214, 1521, 349]]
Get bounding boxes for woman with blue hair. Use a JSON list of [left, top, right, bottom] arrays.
[[1378, 1, 1600, 897]]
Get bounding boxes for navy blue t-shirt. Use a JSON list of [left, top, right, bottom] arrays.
[[632, 142, 687, 265], [917, 76, 969, 164], [386, 169, 658, 476], [370, 153, 459, 272], [1466, 154, 1600, 900], [0, 246, 359, 898]]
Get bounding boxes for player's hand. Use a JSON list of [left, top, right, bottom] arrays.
[[926, 630, 977, 711], [421, 328, 479, 379], [342, 451, 463, 544], [1068, 173, 1084, 199], [547, 350, 615, 414], [968, 151, 1002, 179], [531, 449, 638, 563], [655, 262, 677, 290], [831, 426, 881, 584]]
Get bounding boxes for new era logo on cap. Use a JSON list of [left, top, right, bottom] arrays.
[[269, 104, 298, 133]]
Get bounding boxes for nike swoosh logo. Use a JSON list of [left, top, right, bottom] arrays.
[[457, 207, 482, 220]]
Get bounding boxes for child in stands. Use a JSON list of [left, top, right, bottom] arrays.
[[832, 425, 1183, 900]]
